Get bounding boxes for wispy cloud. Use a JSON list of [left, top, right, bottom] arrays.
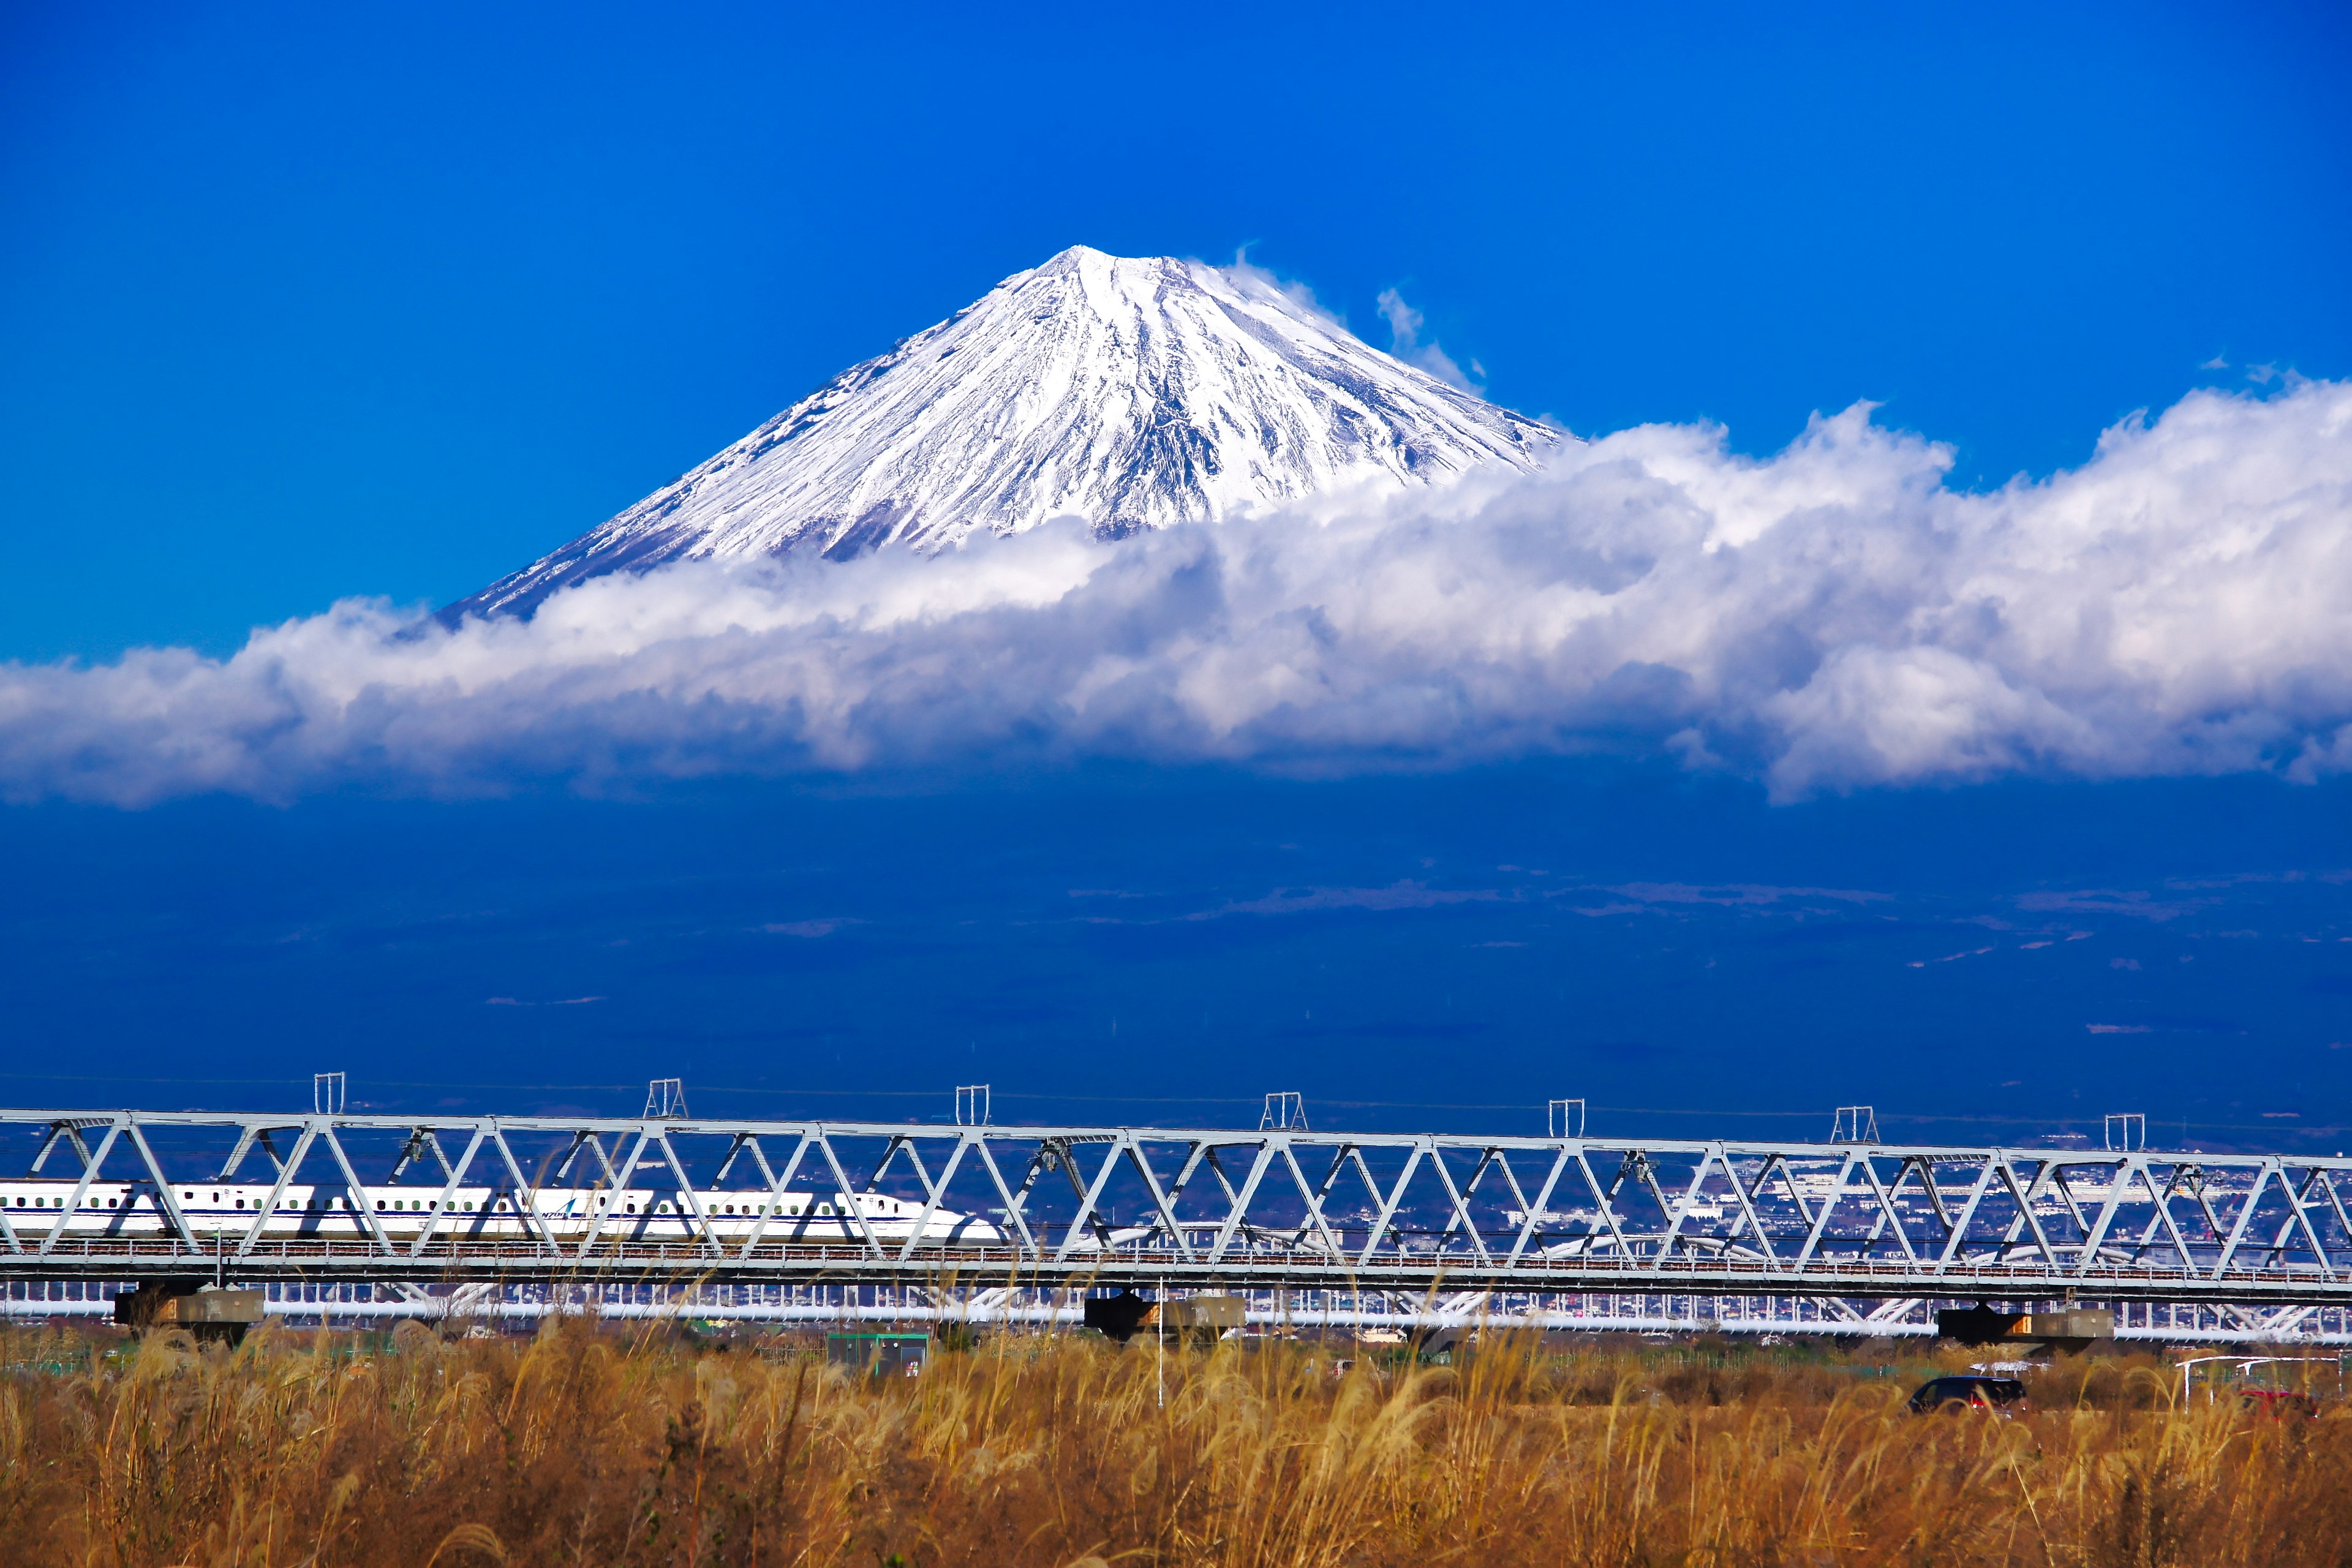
[[2, 378, 2351, 806], [1192, 881, 1501, 919], [1605, 883, 1891, 907], [1376, 287, 1477, 391]]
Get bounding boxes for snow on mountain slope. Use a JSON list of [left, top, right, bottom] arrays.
[[451, 246, 1559, 618]]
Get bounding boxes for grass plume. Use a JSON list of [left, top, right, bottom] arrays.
[[1, 1321, 2347, 1566]]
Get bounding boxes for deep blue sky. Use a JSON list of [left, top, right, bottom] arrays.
[[3, 1, 2347, 659], [2, 2, 2350, 1143], [7, 767, 2352, 1152]]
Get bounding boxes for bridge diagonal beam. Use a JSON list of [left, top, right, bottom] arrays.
[[1793, 1152, 1861, 1267], [2312, 1167, 2352, 1272], [1276, 1141, 1344, 1262], [1285, 1145, 1352, 1253], [1992, 1158, 2062, 1270], [31, 1121, 99, 1176], [216, 1124, 271, 1183], [2253, 1165, 2324, 1275], [2214, 1161, 2278, 1278], [236, 1124, 322, 1260], [1760, 1152, 1820, 1238], [1569, 1147, 1634, 1261], [484, 1128, 559, 1255], [123, 1121, 200, 1254], [648, 1129, 723, 1259], [968, 1137, 1040, 1259], [1159, 1140, 1213, 1217], [2186, 1172, 2233, 1259], [813, 1132, 887, 1259], [1071, 1139, 1131, 1257], [34, 1123, 119, 1259], [2075, 1155, 2134, 1273], [1711, 1153, 1777, 1268], [1640, 1147, 1698, 1255], [1852, 1155, 1921, 1266], [898, 1137, 973, 1263], [574, 1130, 655, 1262], [1505, 1147, 1572, 1267], [1127, 1141, 1196, 1262], [1210, 1142, 1280, 1265], [733, 1133, 814, 1262], [407, 1126, 489, 1261], [1341, 1147, 1390, 1246], [1425, 1144, 1492, 1265], [2150, 1165, 2205, 1272]]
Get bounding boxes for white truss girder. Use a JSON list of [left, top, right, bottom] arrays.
[[2, 1107, 2350, 1308]]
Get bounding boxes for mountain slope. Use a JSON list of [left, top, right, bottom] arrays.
[[453, 246, 1559, 618]]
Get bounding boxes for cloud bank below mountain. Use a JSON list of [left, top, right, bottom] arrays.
[[6, 377, 2349, 806]]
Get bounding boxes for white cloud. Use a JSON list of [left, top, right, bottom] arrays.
[[3, 378, 2350, 807]]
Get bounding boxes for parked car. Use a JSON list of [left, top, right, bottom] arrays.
[[1909, 1375, 2029, 1415], [2240, 1389, 2318, 1419]]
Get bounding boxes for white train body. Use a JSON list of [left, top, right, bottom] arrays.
[[0, 1178, 1005, 1246]]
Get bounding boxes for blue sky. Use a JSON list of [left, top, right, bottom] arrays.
[[4, 1, 2346, 658], [2, 2, 2350, 1140]]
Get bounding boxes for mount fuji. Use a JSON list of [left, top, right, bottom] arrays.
[[451, 247, 1561, 619]]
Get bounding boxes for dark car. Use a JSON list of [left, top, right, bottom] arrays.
[[1909, 1375, 2029, 1415]]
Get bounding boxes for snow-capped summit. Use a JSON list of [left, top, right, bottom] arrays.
[[452, 246, 1559, 617]]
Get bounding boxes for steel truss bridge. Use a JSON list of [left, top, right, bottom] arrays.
[[7, 1103, 2352, 1327]]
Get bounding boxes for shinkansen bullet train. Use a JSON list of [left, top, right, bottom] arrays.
[[0, 1178, 1005, 1246]]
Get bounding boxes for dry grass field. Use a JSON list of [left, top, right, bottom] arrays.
[[2, 1321, 2347, 1567]]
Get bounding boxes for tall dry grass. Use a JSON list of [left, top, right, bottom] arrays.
[[1, 1321, 2346, 1567]]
